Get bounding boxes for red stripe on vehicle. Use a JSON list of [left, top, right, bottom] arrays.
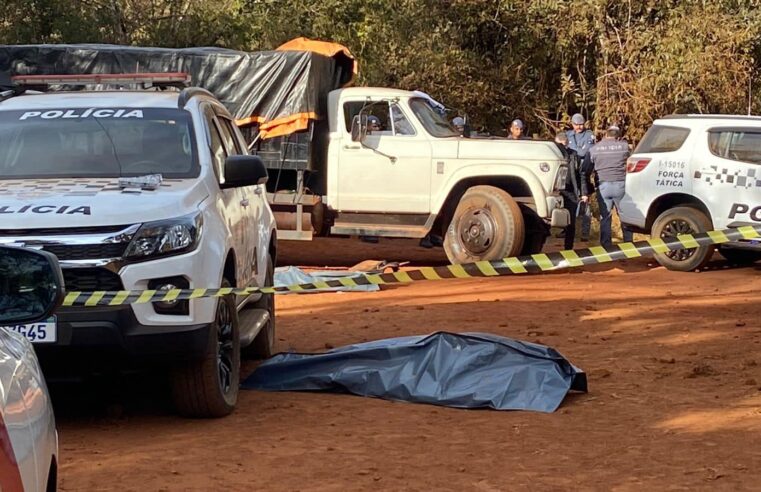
[[0, 409, 24, 492]]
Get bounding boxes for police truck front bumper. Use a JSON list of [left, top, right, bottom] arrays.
[[34, 305, 212, 371]]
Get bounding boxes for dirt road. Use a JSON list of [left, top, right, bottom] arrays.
[[56, 237, 761, 490]]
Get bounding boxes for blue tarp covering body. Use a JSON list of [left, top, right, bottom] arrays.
[[243, 332, 587, 413], [273, 266, 380, 293]]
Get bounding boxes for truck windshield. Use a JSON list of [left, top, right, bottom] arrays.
[[0, 107, 198, 179], [409, 98, 460, 138]]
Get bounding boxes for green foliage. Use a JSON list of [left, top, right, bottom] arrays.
[[3, 0, 761, 140]]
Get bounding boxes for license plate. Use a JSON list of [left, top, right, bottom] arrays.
[[2, 316, 57, 343]]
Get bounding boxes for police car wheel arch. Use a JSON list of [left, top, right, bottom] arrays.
[[651, 206, 714, 271], [241, 255, 276, 360]]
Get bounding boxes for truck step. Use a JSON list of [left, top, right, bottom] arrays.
[[330, 223, 429, 239]]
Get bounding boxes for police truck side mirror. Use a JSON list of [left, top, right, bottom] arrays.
[[221, 155, 268, 189], [351, 114, 368, 142], [0, 246, 65, 325]]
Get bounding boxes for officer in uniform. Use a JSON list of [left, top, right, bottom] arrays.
[[367, 115, 381, 133], [452, 116, 465, 135], [507, 119, 530, 140], [555, 132, 591, 250], [566, 113, 596, 240], [587, 125, 633, 248]]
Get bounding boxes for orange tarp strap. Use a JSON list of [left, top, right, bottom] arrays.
[[236, 112, 318, 139], [235, 115, 266, 127]]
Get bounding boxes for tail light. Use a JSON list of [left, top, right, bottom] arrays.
[[627, 157, 651, 173]]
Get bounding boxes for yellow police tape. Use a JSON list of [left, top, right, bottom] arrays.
[[62, 225, 761, 307]]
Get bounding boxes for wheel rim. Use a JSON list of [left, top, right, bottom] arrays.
[[458, 207, 497, 255], [216, 299, 234, 394], [660, 218, 698, 261]]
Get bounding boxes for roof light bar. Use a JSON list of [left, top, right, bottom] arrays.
[[10, 72, 191, 87]]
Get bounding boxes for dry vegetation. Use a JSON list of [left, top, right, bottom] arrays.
[[3, 0, 760, 139]]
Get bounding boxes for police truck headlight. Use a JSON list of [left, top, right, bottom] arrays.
[[554, 165, 568, 191], [125, 212, 203, 259]]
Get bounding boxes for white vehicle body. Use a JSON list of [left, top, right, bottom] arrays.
[[270, 87, 570, 263], [620, 115, 761, 270], [0, 328, 57, 492], [0, 86, 277, 416], [327, 88, 566, 219]]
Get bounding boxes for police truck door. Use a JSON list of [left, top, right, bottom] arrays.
[[203, 106, 252, 289]]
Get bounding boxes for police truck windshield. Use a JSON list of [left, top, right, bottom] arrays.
[[0, 107, 198, 179]]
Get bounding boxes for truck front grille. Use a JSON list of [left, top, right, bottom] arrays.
[[63, 268, 123, 292], [42, 243, 127, 261]]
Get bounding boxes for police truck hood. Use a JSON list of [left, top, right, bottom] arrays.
[[0, 178, 206, 228]]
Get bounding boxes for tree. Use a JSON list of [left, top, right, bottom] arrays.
[[3, 0, 761, 140]]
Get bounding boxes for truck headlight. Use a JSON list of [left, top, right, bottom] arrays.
[[125, 212, 203, 259], [554, 165, 568, 191]]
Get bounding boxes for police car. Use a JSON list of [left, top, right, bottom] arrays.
[[0, 73, 278, 417], [620, 115, 761, 271]]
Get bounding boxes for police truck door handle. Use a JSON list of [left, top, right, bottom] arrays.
[[240, 198, 250, 207], [343, 145, 361, 150]]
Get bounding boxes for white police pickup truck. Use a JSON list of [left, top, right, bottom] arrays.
[[0, 74, 277, 417], [620, 115, 761, 271]]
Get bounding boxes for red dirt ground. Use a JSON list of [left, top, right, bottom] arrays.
[[55, 237, 761, 491]]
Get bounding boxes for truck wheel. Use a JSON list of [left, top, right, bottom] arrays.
[[718, 247, 761, 265], [519, 204, 550, 255], [171, 279, 240, 418], [444, 186, 525, 264], [242, 256, 276, 359], [651, 207, 714, 272]]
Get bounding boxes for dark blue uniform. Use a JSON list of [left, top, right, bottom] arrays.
[[566, 128, 596, 240], [565, 129, 595, 158]]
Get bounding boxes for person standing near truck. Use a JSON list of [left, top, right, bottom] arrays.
[[554, 132, 590, 250], [367, 115, 381, 134], [566, 113, 596, 241], [452, 116, 466, 135], [507, 119, 530, 140], [588, 125, 633, 248]]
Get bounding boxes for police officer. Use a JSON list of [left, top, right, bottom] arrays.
[[452, 116, 465, 135], [555, 132, 591, 250], [507, 119, 530, 140], [587, 125, 633, 248], [566, 113, 595, 240], [367, 115, 381, 133]]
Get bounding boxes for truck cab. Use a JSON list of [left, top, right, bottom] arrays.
[[303, 87, 569, 263]]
